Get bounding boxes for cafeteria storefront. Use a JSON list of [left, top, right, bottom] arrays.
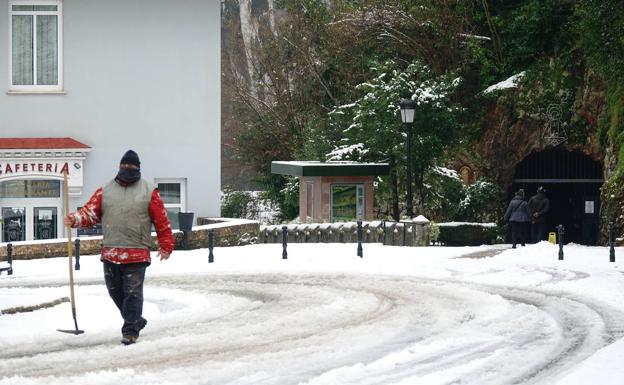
[[0, 138, 90, 242]]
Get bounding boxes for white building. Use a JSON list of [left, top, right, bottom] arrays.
[[0, 0, 220, 242]]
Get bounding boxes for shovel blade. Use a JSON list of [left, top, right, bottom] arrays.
[[57, 328, 85, 335]]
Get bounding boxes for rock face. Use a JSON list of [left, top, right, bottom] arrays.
[[465, 69, 613, 243], [473, 74, 606, 190]]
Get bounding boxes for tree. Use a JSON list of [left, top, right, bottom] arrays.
[[327, 60, 463, 220]]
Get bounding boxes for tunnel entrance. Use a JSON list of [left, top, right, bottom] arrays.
[[511, 147, 603, 245]]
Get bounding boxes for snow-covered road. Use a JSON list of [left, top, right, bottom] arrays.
[[2, 243, 624, 385]]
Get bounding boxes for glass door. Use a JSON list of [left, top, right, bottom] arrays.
[[2, 207, 26, 242], [34, 207, 58, 240], [0, 179, 62, 242]]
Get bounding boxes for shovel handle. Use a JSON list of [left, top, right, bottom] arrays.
[[63, 172, 77, 315]]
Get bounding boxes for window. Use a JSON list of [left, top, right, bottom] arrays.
[[331, 184, 364, 222], [0, 179, 60, 198], [9, 1, 63, 92], [155, 179, 187, 230]]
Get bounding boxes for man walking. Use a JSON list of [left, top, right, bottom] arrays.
[[64, 150, 174, 345], [504, 189, 530, 248], [528, 186, 550, 243]]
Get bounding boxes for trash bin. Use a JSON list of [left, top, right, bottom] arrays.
[[178, 212, 195, 250], [548, 231, 557, 244], [178, 212, 195, 232]]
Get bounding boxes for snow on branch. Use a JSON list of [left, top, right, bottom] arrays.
[[326, 143, 367, 161], [433, 166, 460, 180], [483, 72, 526, 94]]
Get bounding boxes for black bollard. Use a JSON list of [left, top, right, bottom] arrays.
[[382, 220, 387, 245], [6, 243, 13, 275], [402, 223, 407, 246], [557, 224, 565, 260], [357, 220, 363, 258], [208, 229, 214, 263], [282, 226, 288, 259], [609, 222, 616, 263], [74, 238, 81, 270]]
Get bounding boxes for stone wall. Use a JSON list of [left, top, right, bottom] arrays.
[[259, 221, 430, 247], [0, 218, 260, 261], [185, 218, 260, 248]]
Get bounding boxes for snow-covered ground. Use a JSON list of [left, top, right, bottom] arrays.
[[1, 241, 624, 385]]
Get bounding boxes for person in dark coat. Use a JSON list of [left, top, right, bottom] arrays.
[[504, 189, 531, 248], [528, 186, 550, 243]]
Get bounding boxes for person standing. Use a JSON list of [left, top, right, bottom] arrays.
[[504, 189, 530, 248], [528, 186, 550, 243], [64, 150, 174, 345]]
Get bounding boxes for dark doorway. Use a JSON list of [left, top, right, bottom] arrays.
[[511, 147, 603, 245]]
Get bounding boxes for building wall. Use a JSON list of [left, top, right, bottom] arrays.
[[299, 176, 375, 222], [0, 1, 220, 222]]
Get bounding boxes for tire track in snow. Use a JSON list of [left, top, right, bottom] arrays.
[[1, 274, 623, 385]]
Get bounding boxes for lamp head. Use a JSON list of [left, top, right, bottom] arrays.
[[400, 98, 416, 124]]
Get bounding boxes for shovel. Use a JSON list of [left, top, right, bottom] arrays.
[[58, 170, 84, 335]]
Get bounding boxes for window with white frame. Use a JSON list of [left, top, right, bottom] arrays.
[[9, 1, 63, 92], [155, 179, 187, 230]]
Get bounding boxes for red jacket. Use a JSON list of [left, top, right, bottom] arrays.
[[70, 183, 174, 264]]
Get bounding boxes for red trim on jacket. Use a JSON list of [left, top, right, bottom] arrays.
[[148, 189, 174, 254], [70, 183, 174, 264]]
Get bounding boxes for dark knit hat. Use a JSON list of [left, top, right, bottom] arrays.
[[120, 150, 140, 167]]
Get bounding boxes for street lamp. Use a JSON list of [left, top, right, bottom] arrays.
[[400, 98, 416, 218]]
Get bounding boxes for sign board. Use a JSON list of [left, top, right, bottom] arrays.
[[585, 201, 595, 214], [0, 160, 85, 196]]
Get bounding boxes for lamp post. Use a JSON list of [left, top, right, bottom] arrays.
[[400, 98, 416, 219]]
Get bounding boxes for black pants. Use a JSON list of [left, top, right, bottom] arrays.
[[103, 261, 148, 337], [511, 222, 528, 247], [531, 222, 547, 243]]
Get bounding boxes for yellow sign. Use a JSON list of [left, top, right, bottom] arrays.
[[548, 232, 557, 244]]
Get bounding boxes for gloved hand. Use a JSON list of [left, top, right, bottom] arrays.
[[63, 214, 75, 227], [157, 249, 171, 261]]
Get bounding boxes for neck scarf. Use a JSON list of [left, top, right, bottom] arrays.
[[115, 167, 141, 185]]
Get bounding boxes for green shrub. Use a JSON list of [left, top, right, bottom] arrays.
[[221, 187, 260, 219], [456, 179, 503, 222], [428, 222, 440, 243], [437, 223, 499, 246]]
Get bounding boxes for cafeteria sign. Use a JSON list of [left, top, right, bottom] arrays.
[[0, 160, 85, 196], [0, 161, 69, 176]]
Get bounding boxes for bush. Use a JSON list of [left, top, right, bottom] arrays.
[[437, 223, 499, 246], [221, 188, 259, 219], [456, 179, 503, 222]]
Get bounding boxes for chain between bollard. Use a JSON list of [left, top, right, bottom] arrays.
[[282, 226, 288, 259], [74, 238, 81, 270], [557, 224, 565, 260], [608, 222, 616, 263], [208, 229, 214, 263]]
